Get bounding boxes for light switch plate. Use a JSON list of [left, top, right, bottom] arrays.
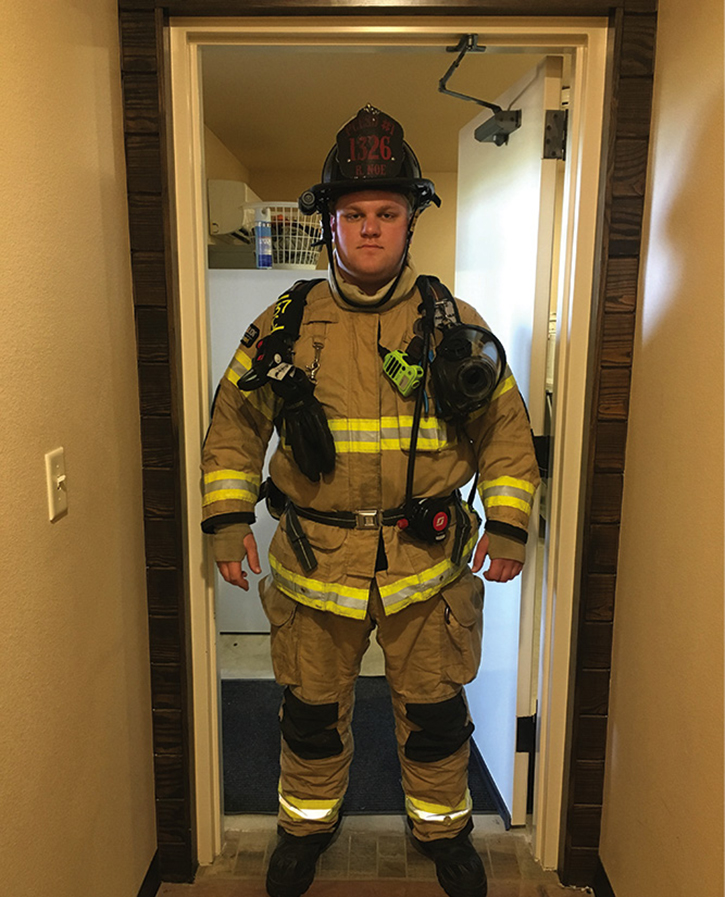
[[45, 447, 68, 521]]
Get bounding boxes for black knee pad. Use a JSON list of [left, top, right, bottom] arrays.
[[404, 692, 475, 762], [280, 687, 344, 760]]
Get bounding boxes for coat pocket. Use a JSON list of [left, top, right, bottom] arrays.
[[259, 575, 300, 686], [439, 570, 484, 686]]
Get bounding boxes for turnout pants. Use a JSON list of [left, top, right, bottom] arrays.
[[259, 570, 484, 842]]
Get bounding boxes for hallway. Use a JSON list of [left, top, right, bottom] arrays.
[[158, 814, 588, 896]]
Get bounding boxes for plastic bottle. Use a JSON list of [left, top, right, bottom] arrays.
[[255, 207, 273, 269]]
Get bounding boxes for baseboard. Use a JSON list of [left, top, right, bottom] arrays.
[[138, 852, 161, 897], [469, 739, 512, 830], [593, 857, 616, 897]]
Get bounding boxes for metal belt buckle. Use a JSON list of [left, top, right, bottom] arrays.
[[355, 509, 381, 529]]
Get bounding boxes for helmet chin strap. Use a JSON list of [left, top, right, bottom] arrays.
[[325, 212, 418, 310]]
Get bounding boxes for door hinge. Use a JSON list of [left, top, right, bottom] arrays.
[[516, 714, 537, 754], [543, 109, 568, 160]]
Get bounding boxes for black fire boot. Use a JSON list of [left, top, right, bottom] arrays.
[[410, 820, 487, 897], [266, 823, 340, 897]]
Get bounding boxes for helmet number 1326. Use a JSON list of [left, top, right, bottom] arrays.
[[348, 135, 392, 162]]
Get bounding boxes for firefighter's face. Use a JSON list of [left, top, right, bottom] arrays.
[[331, 191, 411, 294]]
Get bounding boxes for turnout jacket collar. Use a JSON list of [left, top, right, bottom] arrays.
[[328, 255, 419, 312]]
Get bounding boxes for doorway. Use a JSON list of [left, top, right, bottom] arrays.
[[168, 16, 608, 871], [201, 39, 551, 830]]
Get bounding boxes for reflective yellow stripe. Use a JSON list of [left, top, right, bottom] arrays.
[[202, 470, 260, 507], [380, 530, 479, 615], [269, 554, 369, 619], [465, 372, 516, 423], [278, 787, 342, 823], [224, 349, 278, 421], [328, 418, 379, 431], [205, 469, 261, 485], [333, 442, 380, 453], [224, 348, 252, 386], [480, 476, 535, 515], [484, 495, 533, 514], [326, 415, 452, 453], [491, 373, 515, 400], [405, 790, 472, 824]]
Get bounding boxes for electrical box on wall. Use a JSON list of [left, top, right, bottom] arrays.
[[207, 179, 261, 235]]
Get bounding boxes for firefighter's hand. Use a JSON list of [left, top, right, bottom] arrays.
[[472, 533, 523, 583], [217, 532, 261, 591]]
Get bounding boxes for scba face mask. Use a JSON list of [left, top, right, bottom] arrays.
[[430, 325, 507, 420]]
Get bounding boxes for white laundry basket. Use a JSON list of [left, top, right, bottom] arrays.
[[245, 202, 323, 270]]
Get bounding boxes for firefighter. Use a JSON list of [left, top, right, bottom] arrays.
[[201, 105, 540, 897]]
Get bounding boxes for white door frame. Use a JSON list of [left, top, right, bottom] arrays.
[[167, 15, 608, 870]]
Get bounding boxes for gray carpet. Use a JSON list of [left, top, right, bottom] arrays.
[[221, 676, 497, 815]]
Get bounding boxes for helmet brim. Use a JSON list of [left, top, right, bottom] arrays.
[[299, 179, 440, 216]]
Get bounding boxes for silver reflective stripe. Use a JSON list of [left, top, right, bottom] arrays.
[[327, 416, 452, 453], [405, 789, 472, 824], [278, 790, 342, 823], [479, 476, 535, 514], [225, 349, 251, 385], [327, 419, 381, 453], [202, 469, 260, 507], [269, 554, 369, 619], [204, 477, 257, 494], [379, 531, 478, 614], [481, 484, 534, 505]]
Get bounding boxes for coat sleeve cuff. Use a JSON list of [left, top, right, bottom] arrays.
[[484, 531, 527, 564], [212, 523, 252, 563]]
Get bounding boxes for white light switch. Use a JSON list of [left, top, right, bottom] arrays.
[[45, 447, 68, 521]]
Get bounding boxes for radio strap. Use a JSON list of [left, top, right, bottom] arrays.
[[451, 493, 471, 566], [284, 502, 318, 574]]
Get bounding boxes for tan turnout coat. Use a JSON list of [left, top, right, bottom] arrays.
[[201, 262, 540, 620]]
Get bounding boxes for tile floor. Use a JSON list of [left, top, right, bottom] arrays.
[[200, 636, 591, 896], [158, 814, 592, 897]]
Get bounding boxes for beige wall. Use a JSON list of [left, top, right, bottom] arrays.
[[0, 4, 156, 896], [599, 0, 724, 894], [205, 125, 251, 183]]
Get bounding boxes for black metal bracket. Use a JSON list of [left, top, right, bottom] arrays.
[[543, 109, 568, 160], [440, 35, 522, 147], [439, 34, 501, 113], [533, 434, 552, 479], [474, 110, 522, 147], [516, 714, 537, 754]]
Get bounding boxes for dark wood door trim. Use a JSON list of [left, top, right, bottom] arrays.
[[118, 1, 657, 885]]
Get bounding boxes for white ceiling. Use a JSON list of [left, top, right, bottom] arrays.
[[201, 45, 546, 175]]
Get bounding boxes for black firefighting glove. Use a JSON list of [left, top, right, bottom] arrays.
[[271, 367, 336, 483]]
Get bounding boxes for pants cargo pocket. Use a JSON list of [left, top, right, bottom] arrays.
[[440, 571, 484, 686], [259, 575, 300, 686]]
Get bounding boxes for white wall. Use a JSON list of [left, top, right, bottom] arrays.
[[0, 3, 157, 895], [599, 0, 724, 893]]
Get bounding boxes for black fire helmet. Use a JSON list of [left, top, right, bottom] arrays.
[[299, 105, 441, 216]]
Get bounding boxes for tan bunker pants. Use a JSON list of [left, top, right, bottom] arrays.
[[259, 569, 484, 842]]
